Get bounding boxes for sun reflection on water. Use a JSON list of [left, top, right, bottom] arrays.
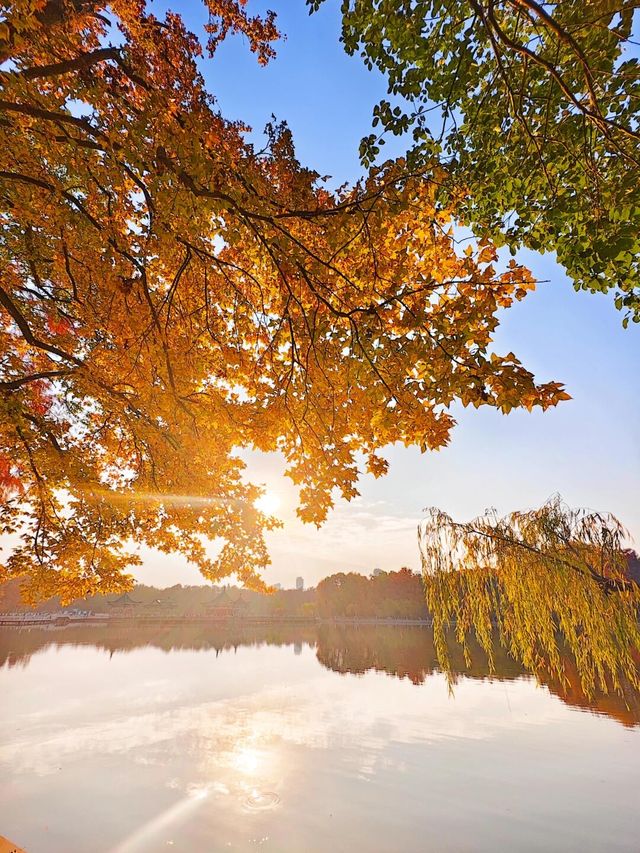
[[109, 734, 282, 851], [232, 744, 261, 775]]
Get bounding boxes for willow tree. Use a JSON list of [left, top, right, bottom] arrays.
[[420, 496, 640, 696], [0, 0, 569, 602], [311, 0, 640, 323]]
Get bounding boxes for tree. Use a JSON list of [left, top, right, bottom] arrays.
[[419, 495, 640, 696], [370, 566, 427, 617], [0, 0, 568, 602], [316, 568, 428, 618], [311, 0, 640, 323], [317, 572, 370, 617]]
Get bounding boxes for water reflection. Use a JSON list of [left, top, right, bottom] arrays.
[[1, 622, 639, 727], [1, 624, 640, 853]]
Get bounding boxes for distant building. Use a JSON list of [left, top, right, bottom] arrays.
[[296, 576, 304, 591], [142, 598, 176, 614], [205, 589, 248, 620], [107, 592, 140, 616], [272, 583, 282, 590]]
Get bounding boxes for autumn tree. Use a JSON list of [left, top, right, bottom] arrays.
[[315, 568, 428, 618], [311, 0, 640, 323], [316, 572, 371, 617], [369, 567, 427, 618], [0, 0, 568, 601], [419, 496, 640, 696]]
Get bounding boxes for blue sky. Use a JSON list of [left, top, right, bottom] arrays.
[[136, 1, 640, 588]]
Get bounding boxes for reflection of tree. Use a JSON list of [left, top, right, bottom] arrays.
[[420, 497, 640, 697], [315, 625, 640, 728], [316, 624, 522, 685], [3, 622, 638, 728], [0, 622, 317, 669]]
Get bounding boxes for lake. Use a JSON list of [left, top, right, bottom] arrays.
[[1, 622, 639, 852]]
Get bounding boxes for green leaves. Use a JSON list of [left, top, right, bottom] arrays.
[[420, 496, 640, 697], [313, 0, 640, 322]]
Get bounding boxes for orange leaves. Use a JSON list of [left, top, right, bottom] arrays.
[[498, 259, 537, 302], [26, 379, 52, 417], [477, 242, 497, 264], [0, 0, 570, 600], [204, 0, 279, 64], [46, 314, 72, 337], [0, 455, 22, 503], [366, 453, 389, 478]]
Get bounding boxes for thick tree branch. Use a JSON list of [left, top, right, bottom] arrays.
[[0, 369, 73, 391], [12, 46, 121, 81], [0, 285, 83, 366]]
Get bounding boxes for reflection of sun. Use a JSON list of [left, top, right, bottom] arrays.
[[254, 490, 281, 516], [232, 746, 260, 775]]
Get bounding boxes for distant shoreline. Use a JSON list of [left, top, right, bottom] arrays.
[[0, 614, 433, 628]]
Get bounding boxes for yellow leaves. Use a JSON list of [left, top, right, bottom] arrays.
[[204, 0, 279, 64], [420, 499, 640, 697], [477, 242, 497, 264], [366, 453, 389, 478], [0, 0, 571, 601], [538, 382, 572, 407]]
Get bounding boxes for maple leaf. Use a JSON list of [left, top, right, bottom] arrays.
[[0, 0, 569, 601]]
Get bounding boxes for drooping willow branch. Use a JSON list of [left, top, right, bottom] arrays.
[[419, 495, 640, 697]]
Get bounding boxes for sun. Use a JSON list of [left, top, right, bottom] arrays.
[[254, 490, 281, 516]]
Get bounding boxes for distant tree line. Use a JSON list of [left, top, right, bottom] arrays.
[[1, 557, 637, 621], [0, 568, 430, 619], [316, 569, 428, 619], [0, 578, 315, 618]]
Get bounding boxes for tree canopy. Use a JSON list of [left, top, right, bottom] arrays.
[[0, 0, 571, 601], [316, 567, 428, 618], [420, 496, 640, 696], [312, 0, 640, 323]]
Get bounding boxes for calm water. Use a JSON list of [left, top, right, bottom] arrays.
[[1, 623, 639, 853]]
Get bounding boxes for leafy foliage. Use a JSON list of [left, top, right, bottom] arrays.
[[316, 567, 428, 618], [312, 0, 640, 321], [419, 496, 640, 696], [0, 0, 569, 601]]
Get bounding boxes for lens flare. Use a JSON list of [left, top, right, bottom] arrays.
[[254, 491, 281, 516]]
